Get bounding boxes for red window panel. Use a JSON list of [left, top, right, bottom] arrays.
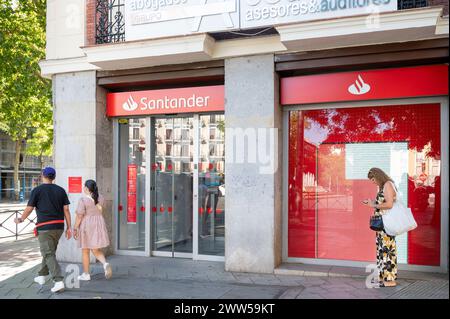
[[288, 104, 441, 266]]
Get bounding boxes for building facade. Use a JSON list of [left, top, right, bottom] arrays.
[[40, 0, 449, 273]]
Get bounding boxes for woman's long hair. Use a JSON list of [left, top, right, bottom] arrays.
[[85, 179, 99, 205], [367, 167, 394, 188]]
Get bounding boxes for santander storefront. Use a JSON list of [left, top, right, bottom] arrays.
[[282, 65, 448, 270], [106, 85, 226, 259]]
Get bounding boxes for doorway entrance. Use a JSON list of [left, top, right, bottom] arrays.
[[116, 114, 225, 260]]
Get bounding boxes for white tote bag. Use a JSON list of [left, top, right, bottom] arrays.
[[382, 182, 418, 237]]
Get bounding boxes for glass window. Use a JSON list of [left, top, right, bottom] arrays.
[[198, 114, 225, 256], [118, 118, 147, 251], [288, 104, 441, 266]]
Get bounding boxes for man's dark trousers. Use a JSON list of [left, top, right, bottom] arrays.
[[37, 229, 64, 282]]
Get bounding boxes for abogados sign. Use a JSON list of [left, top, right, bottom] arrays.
[[125, 0, 397, 40]]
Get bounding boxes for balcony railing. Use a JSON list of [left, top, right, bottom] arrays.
[[94, 0, 430, 45], [95, 0, 125, 44], [399, 0, 428, 10]]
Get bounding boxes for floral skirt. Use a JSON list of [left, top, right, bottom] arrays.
[[376, 230, 398, 283]]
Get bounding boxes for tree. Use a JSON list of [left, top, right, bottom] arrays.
[[0, 0, 51, 200], [25, 123, 53, 168]]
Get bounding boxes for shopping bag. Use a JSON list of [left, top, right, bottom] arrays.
[[382, 200, 417, 236]]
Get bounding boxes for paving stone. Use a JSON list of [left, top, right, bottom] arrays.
[[7, 288, 51, 299], [278, 287, 304, 299], [319, 291, 357, 299], [230, 273, 255, 284], [247, 275, 282, 286], [275, 278, 306, 287], [219, 286, 284, 299], [301, 278, 329, 287], [388, 280, 448, 299], [301, 286, 329, 294], [1, 281, 34, 290], [296, 292, 324, 299], [50, 291, 120, 299], [321, 284, 358, 292], [1, 247, 448, 299], [0, 295, 19, 299], [0, 288, 12, 296]]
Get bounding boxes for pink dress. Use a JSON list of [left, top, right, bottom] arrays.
[[76, 195, 110, 249]]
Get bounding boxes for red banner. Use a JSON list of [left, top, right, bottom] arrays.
[[107, 85, 224, 117], [281, 65, 448, 105], [68, 177, 82, 193], [127, 164, 137, 224]]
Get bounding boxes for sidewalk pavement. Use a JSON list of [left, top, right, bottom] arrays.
[[0, 238, 448, 299], [0, 236, 41, 283]]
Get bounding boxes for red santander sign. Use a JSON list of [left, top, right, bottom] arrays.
[[107, 85, 224, 117], [281, 65, 448, 105]]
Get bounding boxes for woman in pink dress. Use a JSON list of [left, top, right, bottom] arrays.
[[73, 180, 112, 281]]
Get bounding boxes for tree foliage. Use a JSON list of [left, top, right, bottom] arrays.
[[0, 0, 51, 140], [0, 0, 51, 198]]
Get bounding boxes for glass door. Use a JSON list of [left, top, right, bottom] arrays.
[[151, 116, 194, 257], [149, 114, 225, 259]]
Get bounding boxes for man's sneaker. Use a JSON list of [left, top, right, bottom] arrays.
[[77, 273, 91, 281], [50, 281, 65, 293], [104, 263, 112, 280], [34, 276, 46, 285]]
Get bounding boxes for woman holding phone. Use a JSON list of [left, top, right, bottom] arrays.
[[363, 167, 398, 287], [73, 179, 112, 281]]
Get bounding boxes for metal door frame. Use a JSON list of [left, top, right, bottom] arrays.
[[149, 114, 196, 259], [282, 96, 448, 273], [114, 113, 225, 262]]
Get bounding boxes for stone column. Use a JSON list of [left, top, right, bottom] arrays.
[[224, 54, 283, 274], [95, 85, 114, 257], [52, 71, 113, 263]]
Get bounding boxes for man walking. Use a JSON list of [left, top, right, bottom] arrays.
[[15, 167, 72, 293]]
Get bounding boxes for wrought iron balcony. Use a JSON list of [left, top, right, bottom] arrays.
[[95, 0, 125, 44], [94, 0, 430, 45], [399, 0, 428, 10]]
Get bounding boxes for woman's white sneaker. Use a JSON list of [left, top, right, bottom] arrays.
[[77, 273, 91, 281], [104, 263, 112, 280]]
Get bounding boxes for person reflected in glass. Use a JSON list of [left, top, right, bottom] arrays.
[[362, 167, 398, 287]]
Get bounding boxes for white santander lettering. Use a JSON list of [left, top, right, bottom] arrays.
[[129, 94, 211, 112], [140, 97, 148, 110]]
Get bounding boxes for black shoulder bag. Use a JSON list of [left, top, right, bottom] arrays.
[[370, 215, 384, 232]]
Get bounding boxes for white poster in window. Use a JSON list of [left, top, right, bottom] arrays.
[[345, 142, 408, 264]]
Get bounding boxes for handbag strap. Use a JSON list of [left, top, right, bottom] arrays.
[[384, 181, 398, 202]]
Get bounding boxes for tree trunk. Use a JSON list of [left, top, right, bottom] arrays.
[[13, 140, 22, 201], [39, 151, 44, 168]]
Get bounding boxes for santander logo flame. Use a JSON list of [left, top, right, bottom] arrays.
[[122, 95, 139, 111], [348, 75, 371, 95]]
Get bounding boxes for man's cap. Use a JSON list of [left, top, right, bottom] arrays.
[[42, 166, 56, 178]]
